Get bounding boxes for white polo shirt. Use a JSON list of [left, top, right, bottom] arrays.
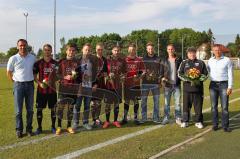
[[7, 53, 36, 82]]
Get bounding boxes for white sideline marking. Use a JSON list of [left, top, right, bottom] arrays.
[[149, 112, 240, 159], [0, 90, 239, 153], [53, 97, 240, 159], [0, 135, 57, 152]]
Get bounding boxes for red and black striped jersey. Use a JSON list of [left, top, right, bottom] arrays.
[[58, 58, 80, 85], [106, 56, 126, 90], [33, 58, 57, 94], [125, 56, 145, 87]]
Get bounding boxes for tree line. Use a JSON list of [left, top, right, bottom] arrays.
[[1, 28, 240, 59]]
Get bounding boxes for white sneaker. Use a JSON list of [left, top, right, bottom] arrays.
[[180, 122, 188, 128], [195, 122, 204, 129], [175, 118, 182, 126], [83, 124, 92, 130], [162, 116, 169, 125]]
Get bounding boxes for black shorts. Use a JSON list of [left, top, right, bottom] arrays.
[[36, 92, 57, 109], [124, 86, 141, 101]]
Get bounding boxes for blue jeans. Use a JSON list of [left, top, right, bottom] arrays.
[[141, 84, 160, 121], [13, 81, 34, 132], [164, 85, 181, 119], [74, 96, 91, 125], [209, 81, 229, 128]]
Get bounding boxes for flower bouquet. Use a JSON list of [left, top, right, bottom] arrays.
[[71, 70, 77, 79], [40, 77, 49, 89], [183, 68, 207, 86]]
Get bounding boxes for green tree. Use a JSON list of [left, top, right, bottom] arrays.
[[6, 47, 18, 58], [36, 48, 43, 59]]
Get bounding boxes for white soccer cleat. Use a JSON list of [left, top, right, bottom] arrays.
[[195, 122, 204, 129]]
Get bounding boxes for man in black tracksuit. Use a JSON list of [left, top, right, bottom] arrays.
[[178, 47, 208, 128]]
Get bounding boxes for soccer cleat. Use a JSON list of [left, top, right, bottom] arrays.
[[67, 127, 75, 134], [56, 127, 61, 135], [195, 122, 204, 129], [112, 121, 121, 128], [102, 121, 110, 129], [120, 119, 128, 125], [180, 122, 189, 128], [51, 127, 56, 134], [134, 119, 141, 125], [175, 118, 182, 126]]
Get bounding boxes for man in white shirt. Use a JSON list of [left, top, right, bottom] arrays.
[[207, 44, 233, 132], [7, 39, 36, 138]]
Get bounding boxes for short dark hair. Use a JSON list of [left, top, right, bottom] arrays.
[[187, 47, 196, 53], [17, 39, 28, 45], [146, 42, 154, 47], [43, 44, 52, 50], [128, 43, 136, 48], [66, 43, 77, 50], [83, 43, 91, 48], [112, 45, 120, 50]]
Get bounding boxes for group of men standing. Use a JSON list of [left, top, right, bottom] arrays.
[[7, 39, 233, 138]]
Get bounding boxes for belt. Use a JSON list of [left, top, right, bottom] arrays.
[[211, 81, 228, 84], [15, 80, 34, 83]]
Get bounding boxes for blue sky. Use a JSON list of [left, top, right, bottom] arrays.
[[0, 0, 239, 53]]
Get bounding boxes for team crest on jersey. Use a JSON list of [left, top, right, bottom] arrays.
[[195, 63, 199, 66]]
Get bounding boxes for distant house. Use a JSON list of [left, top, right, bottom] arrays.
[[196, 43, 209, 60], [197, 43, 231, 60]]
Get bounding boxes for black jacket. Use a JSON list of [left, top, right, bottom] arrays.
[[178, 58, 208, 93], [163, 56, 182, 87], [142, 54, 164, 84]]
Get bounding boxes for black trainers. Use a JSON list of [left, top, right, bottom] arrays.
[[134, 120, 141, 125], [35, 128, 42, 135], [27, 131, 35, 137], [120, 119, 128, 125], [212, 126, 218, 131], [16, 131, 23, 138], [223, 127, 231, 132]]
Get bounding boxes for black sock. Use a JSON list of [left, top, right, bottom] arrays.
[[37, 110, 43, 129], [106, 113, 110, 122], [123, 103, 129, 120], [51, 109, 56, 128], [114, 106, 119, 122], [58, 118, 62, 127], [134, 104, 139, 120]]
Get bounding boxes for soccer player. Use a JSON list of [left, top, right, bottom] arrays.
[[121, 43, 145, 125], [33, 44, 57, 135], [102, 46, 126, 128], [56, 44, 79, 135], [178, 47, 208, 129], [73, 43, 98, 130], [91, 43, 108, 127]]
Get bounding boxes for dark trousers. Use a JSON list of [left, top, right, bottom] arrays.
[[209, 81, 229, 128], [182, 91, 203, 123]]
